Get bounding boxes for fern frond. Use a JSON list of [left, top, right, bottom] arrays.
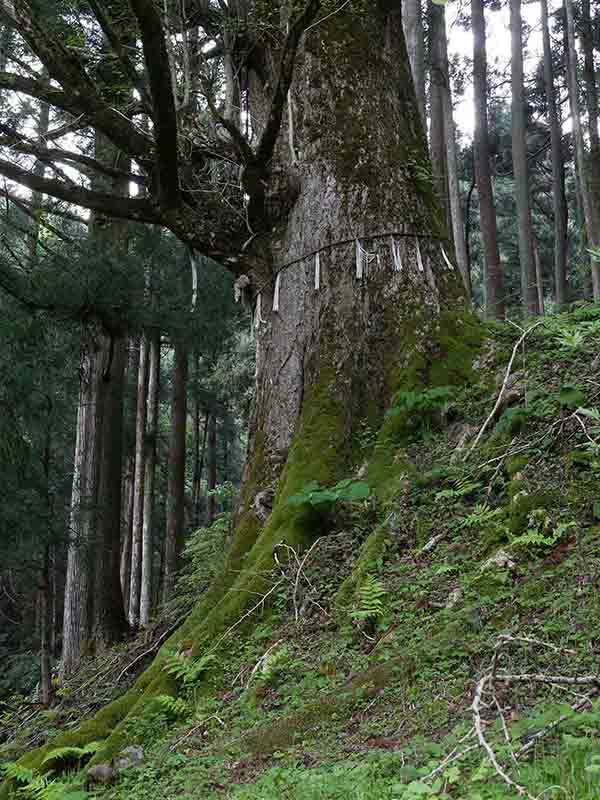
[[353, 575, 387, 621], [155, 695, 189, 718]]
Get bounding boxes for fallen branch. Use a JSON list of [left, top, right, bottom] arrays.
[[468, 321, 545, 455]]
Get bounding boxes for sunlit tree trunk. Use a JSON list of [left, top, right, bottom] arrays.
[[62, 339, 104, 676], [129, 334, 149, 627], [429, 0, 451, 234], [471, 0, 504, 318], [402, 0, 425, 126], [140, 333, 160, 626]]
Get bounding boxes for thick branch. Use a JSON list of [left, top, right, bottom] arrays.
[[255, 0, 321, 166], [0, 71, 85, 118], [128, 0, 181, 208], [0, 158, 160, 224]]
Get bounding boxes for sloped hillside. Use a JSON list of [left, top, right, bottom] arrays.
[[2, 306, 600, 800]]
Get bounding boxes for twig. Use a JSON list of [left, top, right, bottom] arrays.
[[496, 673, 600, 686], [117, 616, 186, 683], [468, 321, 545, 455], [472, 674, 536, 799], [293, 538, 323, 622], [246, 640, 284, 688], [209, 579, 284, 653], [422, 727, 478, 780], [514, 693, 595, 758]]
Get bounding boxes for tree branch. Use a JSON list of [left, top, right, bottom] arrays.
[[0, 158, 160, 224], [255, 0, 321, 166], [127, 0, 181, 208], [0, 1, 152, 161], [87, 0, 153, 112]]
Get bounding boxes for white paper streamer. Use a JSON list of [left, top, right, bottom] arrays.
[[314, 252, 320, 290], [355, 239, 364, 279], [416, 237, 424, 272], [273, 272, 281, 312], [254, 292, 263, 329], [390, 236, 403, 273], [441, 246, 454, 271]]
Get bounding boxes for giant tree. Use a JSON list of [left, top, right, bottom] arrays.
[[0, 0, 470, 772]]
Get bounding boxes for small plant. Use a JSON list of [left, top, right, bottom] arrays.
[[435, 478, 482, 502], [353, 575, 387, 632], [510, 511, 576, 551], [162, 651, 218, 686], [386, 386, 456, 438], [154, 695, 190, 718], [286, 478, 370, 509], [555, 328, 586, 352], [41, 741, 101, 767]]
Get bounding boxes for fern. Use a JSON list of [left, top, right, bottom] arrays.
[[353, 575, 387, 622], [162, 652, 218, 686], [41, 741, 101, 766], [155, 694, 189, 718], [1, 763, 36, 784]]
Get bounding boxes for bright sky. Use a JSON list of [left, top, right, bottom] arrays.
[[447, 0, 546, 141]]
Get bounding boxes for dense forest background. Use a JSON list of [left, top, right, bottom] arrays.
[[0, 0, 599, 714]]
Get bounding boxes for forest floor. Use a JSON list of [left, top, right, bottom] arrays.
[[2, 305, 600, 800]]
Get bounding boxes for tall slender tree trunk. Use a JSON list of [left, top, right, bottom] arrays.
[[402, 0, 426, 126], [564, 0, 600, 299], [140, 334, 160, 627], [429, 0, 451, 234], [163, 342, 188, 604], [129, 335, 149, 627], [438, 8, 470, 295], [471, 0, 504, 318], [94, 334, 128, 643], [39, 546, 52, 706], [206, 413, 217, 527], [120, 337, 140, 618], [510, 0, 540, 314], [540, 0, 568, 307], [62, 340, 104, 676], [581, 0, 600, 298]]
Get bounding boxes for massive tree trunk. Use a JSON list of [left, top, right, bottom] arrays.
[[231, 7, 466, 570], [471, 0, 504, 318], [540, 0, 568, 307], [163, 341, 188, 604], [564, 0, 600, 299], [62, 338, 104, 677], [510, 0, 540, 314], [140, 334, 160, 627]]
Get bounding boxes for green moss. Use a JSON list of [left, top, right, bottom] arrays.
[[506, 455, 529, 477], [508, 489, 557, 535]]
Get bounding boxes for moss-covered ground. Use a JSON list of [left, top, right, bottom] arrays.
[[2, 306, 600, 799]]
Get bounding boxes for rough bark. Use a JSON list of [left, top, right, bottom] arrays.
[[540, 0, 568, 307], [120, 337, 140, 617], [163, 342, 188, 604], [128, 334, 149, 627], [510, 0, 540, 314], [402, 0, 425, 126], [140, 333, 160, 627], [564, 0, 600, 299], [581, 0, 600, 298], [62, 339, 104, 676], [39, 546, 53, 707], [471, 0, 504, 318]]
